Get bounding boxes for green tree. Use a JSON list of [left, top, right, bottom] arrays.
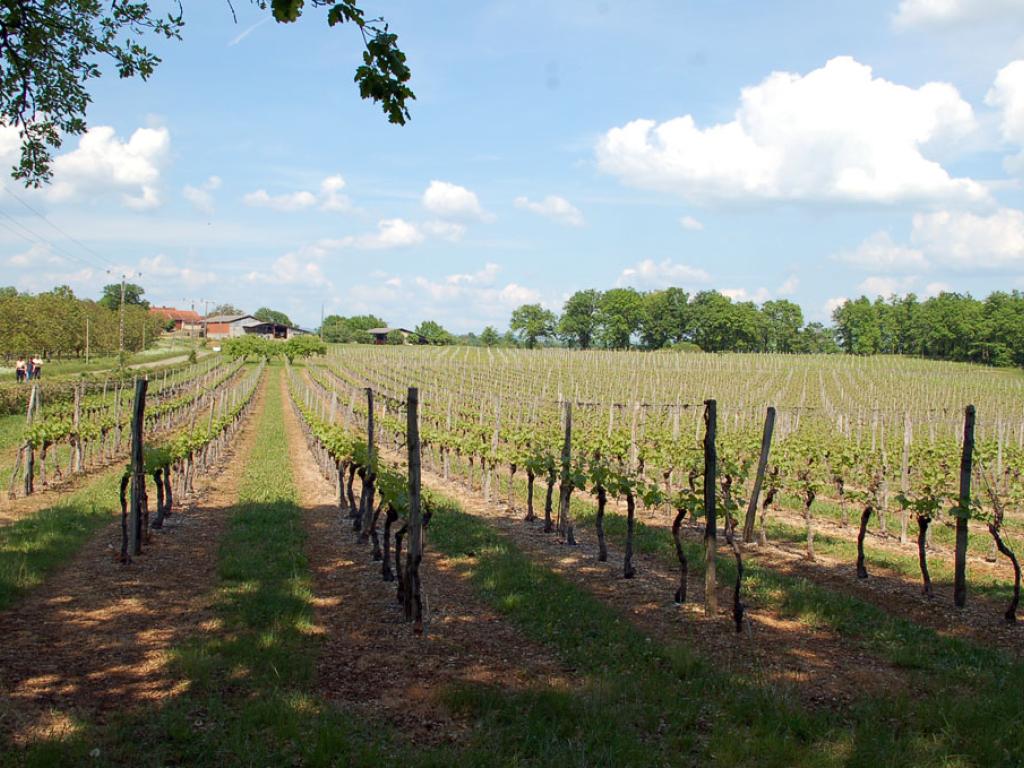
[[639, 287, 690, 349], [253, 307, 294, 327], [209, 303, 245, 317], [558, 289, 601, 349], [510, 304, 557, 349], [98, 282, 148, 311], [832, 297, 881, 355], [761, 299, 803, 353], [321, 314, 387, 344], [689, 291, 736, 352], [794, 322, 839, 354], [3, 1, 413, 186], [282, 334, 328, 361], [479, 326, 500, 347], [414, 320, 454, 345], [596, 288, 643, 349]]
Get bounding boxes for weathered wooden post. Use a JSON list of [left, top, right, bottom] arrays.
[[704, 399, 717, 617], [557, 401, 576, 545], [21, 384, 39, 496], [742, 406, 775, 543], [72, 383, 82, 473], [129, 378, 148, 557], [359, 387, 376, 536], [954, 405, 975, 609], [405, 387, 425, 633]]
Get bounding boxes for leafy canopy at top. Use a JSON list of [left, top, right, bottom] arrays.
[[1, 0, 414, 186]]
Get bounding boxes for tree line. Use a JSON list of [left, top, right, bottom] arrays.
[[0, 285, 165, 360], [831, 291, 1024, 366], [506, 288, 836, 353]]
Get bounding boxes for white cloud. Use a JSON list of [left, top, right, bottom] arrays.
[[722, 287, 772, 303], [616, 258, 711, 289], [422, 220, 467, 241], [183, 176, 222, 215], [344, 263, 543, 331], [5, 243, 61, 268], [857, 275, 919, 296], [824, 297, 848, 316], [139, 253, 218, 289], [245, 250, 332, 288], [924, 281, 952, 296], [835, 231, 929, 271], [359, 218, 424, 249], [894, 0, 1023, 27], [514, 194, 585, 227], [242, 174, 351, 213], [911, 208, 1024, 268], [319, 175, 351, 212], [47, 125, 170, 209], [679, 215, 704, 231], [596, 56, 985, 205], [243, 188, 317, 212], [776, 275, 800, 295], [422, 180, 490, 220], [986, 60, 1024, 172]]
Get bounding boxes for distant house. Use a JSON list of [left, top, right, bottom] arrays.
[[205, 314, 310, 340], [150, 306, 203, 333], [366, 327, 429, 345]]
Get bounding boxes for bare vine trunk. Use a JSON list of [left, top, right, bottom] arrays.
[[525, 470, 536, 522], [672, 506, 688, 604], [856, 505, 872, 579], [917, 515, 933, 597], [543, 473, 555, 533], [382, 506, 398, 581], [595, 487, 608, 561], [623, 492, 636, 579], [804, 491, 816, 561]]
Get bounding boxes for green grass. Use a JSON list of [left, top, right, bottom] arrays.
[[0, 342, 205, 381], [763, 516, 1018, 606], [774, 490, 1024, 550], [0, 468, 121, 610]]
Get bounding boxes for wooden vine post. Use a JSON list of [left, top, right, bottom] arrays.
[[360, 387, 376, 534], [405, 387, 425, 633], [128, 378, 148, 557], [23, 384, 40, 496], [557, 401, 576, 545], [954, 404, 975, 609], [704, 399, 717, 617], [742, 406, 775, 543]]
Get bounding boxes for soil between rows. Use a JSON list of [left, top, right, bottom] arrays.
[[0, 376, 268, 747], [280, 373, 575, 745]]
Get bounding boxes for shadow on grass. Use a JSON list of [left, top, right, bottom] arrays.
[[0, 472, 119, 610]]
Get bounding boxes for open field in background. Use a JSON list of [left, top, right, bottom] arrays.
[[0, 339, 212, 382]]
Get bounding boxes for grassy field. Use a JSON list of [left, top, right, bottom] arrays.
[[0, 339, 208, 382]]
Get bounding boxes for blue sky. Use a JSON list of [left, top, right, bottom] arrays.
[[3, 0, 1024, 331]]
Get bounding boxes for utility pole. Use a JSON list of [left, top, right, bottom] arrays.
[[118, 275, 126, 357]]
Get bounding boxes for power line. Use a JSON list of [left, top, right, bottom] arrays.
[[0, 207, 104, 272], [3, 185, 117, 269]]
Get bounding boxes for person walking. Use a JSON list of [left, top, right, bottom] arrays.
[[31, 356, 42, 380], [15, 358, 25, 383], [25, 358, 33, 381]]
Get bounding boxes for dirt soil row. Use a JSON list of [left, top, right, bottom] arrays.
[[281, 373, 576, 745], [0, 377, 268, 746]]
